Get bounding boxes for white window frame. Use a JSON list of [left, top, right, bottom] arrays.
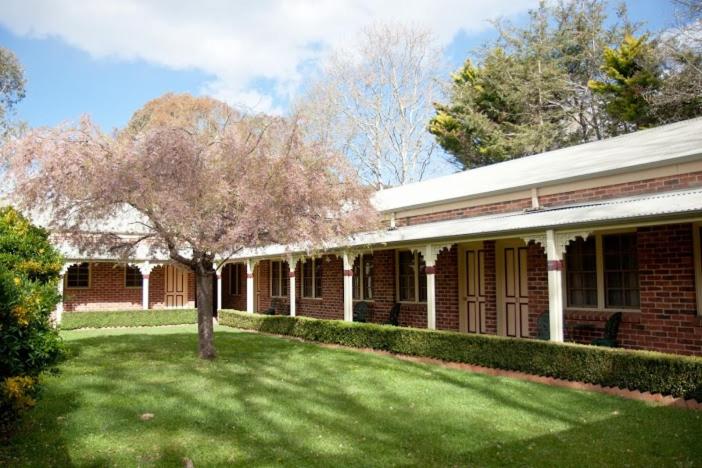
[[395, 250, 427, 304], [563, 230, 641, 312], [302, 258, 322, 299], [352, 254, 374, 301], [270, 260, 288, 298]]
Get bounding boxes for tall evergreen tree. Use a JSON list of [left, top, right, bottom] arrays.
[[589, 34, 662, 129], [430, 0, 634, 169]]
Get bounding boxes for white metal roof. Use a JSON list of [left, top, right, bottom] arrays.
[[372, 117, 702, 213], [233, 188, 702, 259]]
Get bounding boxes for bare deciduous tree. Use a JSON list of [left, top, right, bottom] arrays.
[[298, 24, 443, 189], [2, 93, 376, 359]]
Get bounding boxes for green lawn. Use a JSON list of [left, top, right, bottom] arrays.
[[2, 326, 701, 467]]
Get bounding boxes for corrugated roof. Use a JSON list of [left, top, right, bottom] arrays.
[[58, 188, 702, 261], [372, 117, 702, 212], [232, 188, 702, 259]]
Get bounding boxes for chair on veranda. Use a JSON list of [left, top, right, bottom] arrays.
[[386, 303, 401, 326], [591, 312, 623, 348], [264, 298, 279, 315], [537, 312, 550, 340], [353, 301, 371, 323]]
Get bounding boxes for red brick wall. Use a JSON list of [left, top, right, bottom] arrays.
[[256, 256, 344, 320], [527, 243, 549, 338], [483, 241, 498, 334], [252, 248, 461, 330], [627, 224, 701, 354], [221, 263, 247, 310], [365, 250, 393, 322], [396, 171, 702, 226], [64, 263, 196, 311], [436, 246, 459, 331], [545, 224, 702, 356]]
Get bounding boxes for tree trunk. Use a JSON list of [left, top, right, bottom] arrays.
[[195, 267, 216, 359]]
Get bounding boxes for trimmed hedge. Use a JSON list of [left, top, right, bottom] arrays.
[[219, 310, 702, 400], [61, 309, 198, 330]]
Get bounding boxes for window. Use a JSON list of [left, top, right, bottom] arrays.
[[229, 264, 241, 295], [125, 265, 143, 288], [302, 258, 322, 298], [564, 232, 640, 310], [397, 251, 427, 302], [270, 261, 288, 297], [352, 254, 373, 300], [604, 233, 640, 308], [565, 237, 597, 307], [66, 263, 90, 288]]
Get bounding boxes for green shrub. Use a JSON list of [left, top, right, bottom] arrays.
[[219, 310, 702, 400], [61, 309, 198, 330], [0, 207, 64, 431]]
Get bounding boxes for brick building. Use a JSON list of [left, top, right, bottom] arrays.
[[56, 118, 702, 356]]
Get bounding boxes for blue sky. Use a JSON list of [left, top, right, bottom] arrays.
[[0, 0, 677, 133]]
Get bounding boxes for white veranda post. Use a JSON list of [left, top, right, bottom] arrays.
[[525, 230, 591, 343], [424, 245, 437, 330], [289, 257, 298, 317], [216, 266, 224, 312], [246, 259, 255, 313], [545, 230, 565, 343], [342, 252, 355, 322], [138, 262, 155, 310]]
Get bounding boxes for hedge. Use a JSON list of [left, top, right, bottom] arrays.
[[61, 309, 198, 330], [219, 310, 702, 400]]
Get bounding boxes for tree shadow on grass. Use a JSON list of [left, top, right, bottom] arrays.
[[2, 329, 700, 467]]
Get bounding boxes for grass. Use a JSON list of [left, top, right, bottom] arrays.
[[60, 309, 197, 330], [1, 325, 701, 467]]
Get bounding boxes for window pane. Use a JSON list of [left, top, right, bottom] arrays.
[[281, 262, 289, 297], [67, 263, 90, 288], [126, 265, 142, 288], [314, 259, 322, 298], [418, 253, 427, 302], [352, 257, 361, 300], [271, 261, 280, 297], [604, 233, 639, 308], [363, 255, 373, 300], [565, 237, 597, 307], [398, 251, 415, 301], [303, 259, 313, 298]]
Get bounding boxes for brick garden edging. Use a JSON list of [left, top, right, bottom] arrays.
[[227, 325, 702, 410]]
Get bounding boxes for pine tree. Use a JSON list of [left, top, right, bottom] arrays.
[[588, 34, 661, 129]]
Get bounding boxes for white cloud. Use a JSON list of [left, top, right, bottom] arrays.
[[0, 0, 536, 114]]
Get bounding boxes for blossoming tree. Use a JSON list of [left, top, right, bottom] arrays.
[[3, 94, 376, 359]]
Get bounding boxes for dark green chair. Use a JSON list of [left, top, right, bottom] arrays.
[[263, 298, 276, 315], [386, 303, 401, 326], [537, 312, 550, 340], [264, 298, 288, 315], [591, 312, 623, 347], [353, 301, 371, 323]]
